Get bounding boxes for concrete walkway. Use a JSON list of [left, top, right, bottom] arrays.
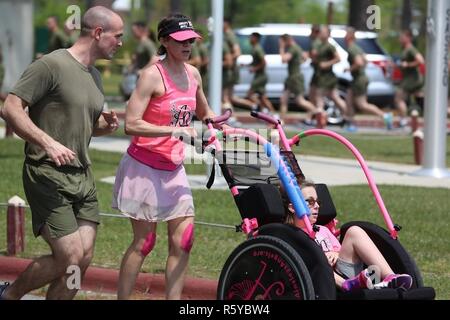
[[91, 133, 450, 190], [1, 119, 449, 300], [2, 124, 449, 189]]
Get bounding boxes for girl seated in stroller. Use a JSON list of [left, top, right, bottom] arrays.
[[282, 180, 413, 292]]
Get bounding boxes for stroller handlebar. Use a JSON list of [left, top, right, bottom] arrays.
[[250, 110, 280, 126], [205, 108, 232, 125]]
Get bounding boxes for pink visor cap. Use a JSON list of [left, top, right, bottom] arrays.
[[158, 18, 201, 41]]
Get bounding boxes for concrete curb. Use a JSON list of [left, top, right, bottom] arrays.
[[0, 256, 217, 300]]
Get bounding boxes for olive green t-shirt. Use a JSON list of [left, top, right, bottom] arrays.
[[225, 30, 238, 58], [48, 29, 68, 53], [287, 43, 303, 76], [0, 62, 4, 89], [134, 38, 156, 70], [401, 46, 421, 83], [11, 49, 104, 168], [225, 29, 240, 74], [310, 38, 322, 71], [198, 42, 209, 77], [347, 42, 366, 78], [189, 42, 201, 67], [317, 42, 336, 71], [251, 44, 266, 75]]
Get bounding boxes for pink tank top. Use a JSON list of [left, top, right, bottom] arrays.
[[128, 62, 198, 171]]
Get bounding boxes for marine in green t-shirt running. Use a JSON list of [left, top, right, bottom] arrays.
[[344, 27, 393, 130], [235, 32, 276, 114], [0, 6, 123, 301], [315, 26, 347, 125], [279, 33, 320, 122], [394, 29, 425, 127]]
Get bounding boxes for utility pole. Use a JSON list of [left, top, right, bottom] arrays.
[[413, 0, 450, 178]]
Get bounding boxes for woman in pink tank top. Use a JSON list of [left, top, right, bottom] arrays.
[[112, 14, 218, 300]]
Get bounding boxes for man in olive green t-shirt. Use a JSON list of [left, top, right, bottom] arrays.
[[315, 25, 347, 123], [130, 21, 158, 71], [279, 33, 318, 121], [308, 24, 321, 106], [0, 6, 123, 300], [237, 32, 275, 114], [0, 48, 5, 102], [345, 27, 393, 131], [394, 29, 425, 127], [46, 16, 69, 53]]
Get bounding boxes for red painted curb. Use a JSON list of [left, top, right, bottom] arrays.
[[0, 256, 217, 300]]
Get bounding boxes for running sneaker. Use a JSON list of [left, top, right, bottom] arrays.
[[0, 282, 10, 300], [227, 116, 242, 127], [373, 274, 413, 291], [344, 123, 358, 133], [301, 118, 317, 127], [399, 117, 409, 128], [342, 269, 374, 292], [383, 112, 393, 130]]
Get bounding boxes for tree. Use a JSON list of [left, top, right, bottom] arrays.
[[401, 0, 412, 30], [348, 0, 374, 31], [170, 0, 181, 13]]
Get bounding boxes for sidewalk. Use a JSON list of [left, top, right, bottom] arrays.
[[90, 130, 450, 190]]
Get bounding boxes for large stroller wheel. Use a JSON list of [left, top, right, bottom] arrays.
[[258, 223, 336, 299], [217, 235, 315, 300]]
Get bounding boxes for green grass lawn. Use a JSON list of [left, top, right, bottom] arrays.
[[289, 131, 450, 166], [102, 73, 123, 97], [0, 138, 449, 299]]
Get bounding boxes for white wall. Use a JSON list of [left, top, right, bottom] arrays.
[[0, 0, 34, 93]]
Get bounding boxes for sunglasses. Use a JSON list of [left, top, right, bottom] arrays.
[[304, 197, 321, 207], [173, 38, 196, 44]]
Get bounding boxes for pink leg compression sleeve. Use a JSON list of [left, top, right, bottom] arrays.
[[140, 232, 156, 256], [180, 223, 194, 253]]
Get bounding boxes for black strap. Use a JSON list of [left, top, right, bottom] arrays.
[[206, 150, 216, 189], [206, 163, 215, 189]]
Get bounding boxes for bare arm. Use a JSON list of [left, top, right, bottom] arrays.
[[223, 52, 233, 68], [2, 94, 75, 166], [320, 50, 341, 70], [401, 51, 425, 68], [279, 39, 292, 63], [349, 54, 366, 73], [232, 43, 241, 60], [412, 52, 425, 67], [251, 58, 266, 73], [124, 65, 196, 138], [93, 110, 119, 137]]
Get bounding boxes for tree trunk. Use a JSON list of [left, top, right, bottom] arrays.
[[401, 0, 412, 30], [170, 0, 181, 13], [348, 0, 374, 31]]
